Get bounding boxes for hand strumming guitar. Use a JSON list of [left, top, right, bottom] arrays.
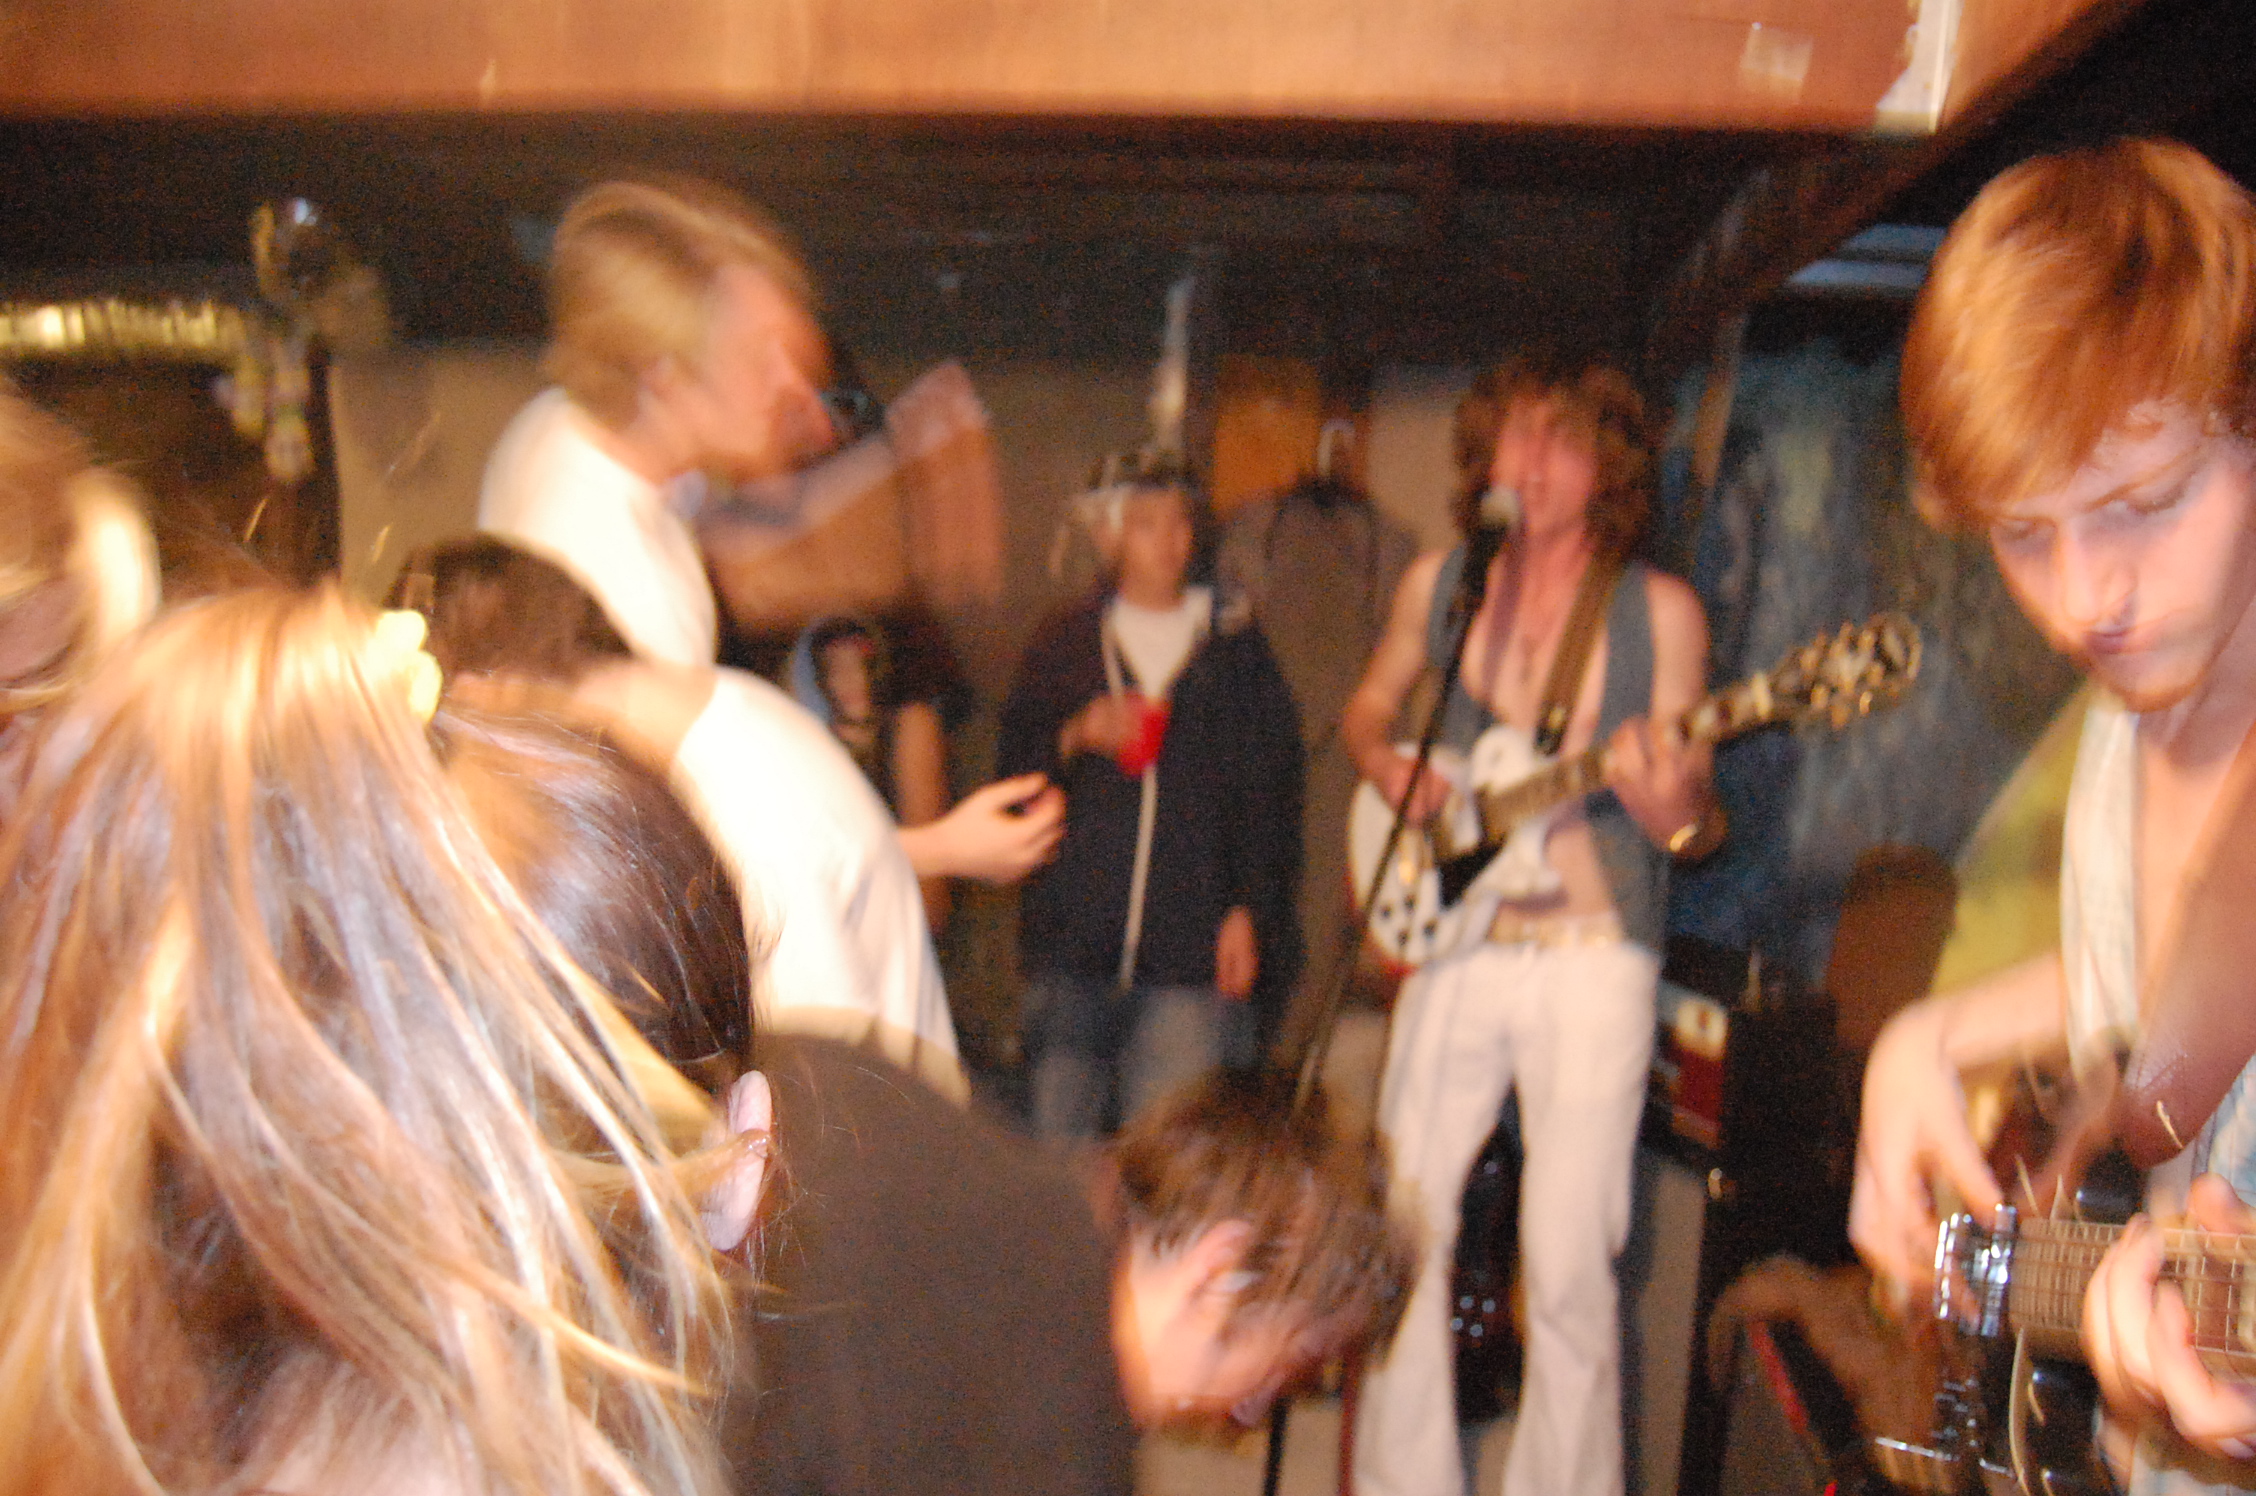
[[2085, 1174, 2256, 1463], [1361, 747, 1454, 827], [1847, 954, 2062, 1298]]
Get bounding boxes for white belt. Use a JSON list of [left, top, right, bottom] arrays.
[[1485, 908, 1624, 950]]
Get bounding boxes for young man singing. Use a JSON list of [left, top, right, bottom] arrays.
[[1341, 355, 1719, 1496]]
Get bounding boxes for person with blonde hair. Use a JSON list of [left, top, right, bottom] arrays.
[[0, 585, 732, 1496], [0, 387, 156, 815], [480, 176, 833, 668], [1852, 139, 2256, 1494]]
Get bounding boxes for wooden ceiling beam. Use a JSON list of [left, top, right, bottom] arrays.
[[4, 0, 1917, 131], [1644, 0, 2153, 377]]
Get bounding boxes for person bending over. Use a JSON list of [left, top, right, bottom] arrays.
[[437, 705, 1413, 1496]]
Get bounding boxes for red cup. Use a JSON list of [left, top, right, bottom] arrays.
[[1115, 700, 1171, 776]]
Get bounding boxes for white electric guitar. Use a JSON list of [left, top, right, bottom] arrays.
[[1348, 613, 1921, 967]]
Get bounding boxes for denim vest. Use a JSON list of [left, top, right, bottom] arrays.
[[1423, 547, 1668, 953]]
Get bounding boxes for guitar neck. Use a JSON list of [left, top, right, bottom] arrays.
[[2009, 1218, 2256, 1379], [1474, 674, 1781, 832]]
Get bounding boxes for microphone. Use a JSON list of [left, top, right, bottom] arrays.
[[1452, 485, 1520, 626]]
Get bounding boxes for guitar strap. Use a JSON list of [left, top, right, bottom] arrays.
[[1530, 550, 1623, 757]]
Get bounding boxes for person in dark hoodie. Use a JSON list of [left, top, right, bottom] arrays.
[[999, 454, 1303, 1139]]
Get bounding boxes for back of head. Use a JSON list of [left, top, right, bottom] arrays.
[[394, 534, 631, 683], [1904, 138, 2256, 529], [0, 585, 724, 1496], [1110, 1070, 1415, 1357], [544, 177, 814, 431], [437, 703, 754, 1096], [1451, 351, 1654, 555]]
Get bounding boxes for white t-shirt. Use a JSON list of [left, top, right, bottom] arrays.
[[1107, 586, 1212, 700], [669, 669, 959, 1078], [479, 389, 718, 668]]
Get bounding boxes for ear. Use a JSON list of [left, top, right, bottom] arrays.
[[701, 1070, 773, 1253], [1183, 1218, 1257, 1304], [0, 577, 80, 683]]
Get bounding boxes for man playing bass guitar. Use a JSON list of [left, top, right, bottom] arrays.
[[1852, 139, 2256, 1494], [1342, 354, 1722, 1496]]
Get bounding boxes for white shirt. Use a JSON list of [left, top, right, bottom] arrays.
[[478, 389, 719, 667], [2061, 691, 2138, 1071], [670, 669, 958, 1071], [1107, 586, 1212, 699]]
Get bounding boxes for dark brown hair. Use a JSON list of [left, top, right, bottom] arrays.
[[392, 535, 630, 683], [437, 705, 754, 1096], [1451, 353, 1655, 557], [1110, 1070, 1415, 1356]]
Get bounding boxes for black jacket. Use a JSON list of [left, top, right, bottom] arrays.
[[998, 591, 1303, 1019]]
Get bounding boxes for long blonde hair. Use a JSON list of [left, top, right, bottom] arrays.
[[0, 585, 728, 1496]]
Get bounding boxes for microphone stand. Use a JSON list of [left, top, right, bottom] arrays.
[[1262, 529, 1500, 1496], [1288, 527, 1501, 1109]]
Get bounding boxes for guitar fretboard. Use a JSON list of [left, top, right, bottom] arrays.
[[2008, 1218, 2256, 1379], [1470, 673, 1786, 839]]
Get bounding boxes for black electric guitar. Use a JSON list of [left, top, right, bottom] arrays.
[[1880, 1100, 2256, 1496]]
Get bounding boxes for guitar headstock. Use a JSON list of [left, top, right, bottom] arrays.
[[1741, 612, 1922, 733]]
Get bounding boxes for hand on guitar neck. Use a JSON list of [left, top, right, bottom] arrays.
[[1601, 713, 1718, 854], [2085, 1174, 2256, 1463]]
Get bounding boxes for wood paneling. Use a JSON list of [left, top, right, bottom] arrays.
[[1211, 356, 1324, 514], [1, 0, 1912, 130]]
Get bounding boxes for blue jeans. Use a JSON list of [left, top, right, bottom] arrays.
[[1022, 973, 1252, 1139]]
